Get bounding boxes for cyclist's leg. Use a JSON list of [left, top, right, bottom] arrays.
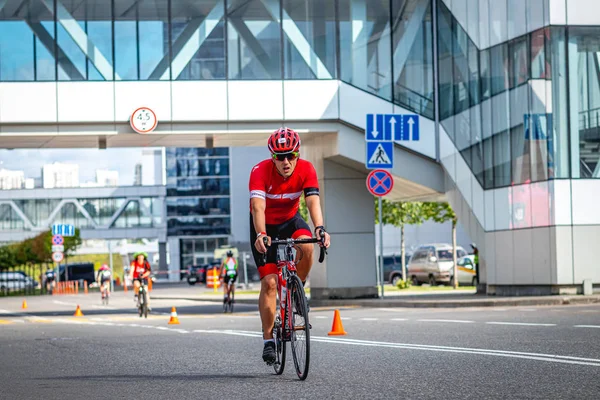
[[259, 273, 277, 339], [283, 214, 314, 283], [133, 279, 140, 301], [223, 275, 229, 302]]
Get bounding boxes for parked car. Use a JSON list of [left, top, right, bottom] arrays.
[[58, 263, 95, 285], [457, 255, 478, 286], [186, 264, 208, 285], [407, 244, 469, 286], [383, 254, 412, 286], [0, 271, 38, 291]]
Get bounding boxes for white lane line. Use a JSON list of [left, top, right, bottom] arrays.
[[486, 322, 556, 327], [360, 318, 378, 321], [91, 305, 117, 310], [390, 318, 408, 321], [52, 300, 78, 306], [190, 329, 600, 368], [418, 319, 474, 324], [574, 325, 600, 329], [341, 317, 352, 320], [315, 316, 327, 319]]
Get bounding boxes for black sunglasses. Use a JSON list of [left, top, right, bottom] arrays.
[[272, 151, 299, 161]]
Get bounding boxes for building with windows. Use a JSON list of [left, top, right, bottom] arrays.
[[96, 169, 119, 187], [42, 163, 79, 189], [1, 0, 600, 297], [0, 169, 25, 190]]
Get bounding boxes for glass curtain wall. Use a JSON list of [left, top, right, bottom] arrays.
[[165, 147, 231, 236], [0, 0, 434, 118], [436, 1, 567, 189]]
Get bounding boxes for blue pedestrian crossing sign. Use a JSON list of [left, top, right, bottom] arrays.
[[52, 224, 75, 237], [366, 142, 393, 169], [365, 114, 420, 142]]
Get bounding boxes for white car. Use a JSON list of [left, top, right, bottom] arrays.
[[407, 244, 475, 286]]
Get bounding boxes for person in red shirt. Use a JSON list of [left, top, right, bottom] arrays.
[[129, 251, 152, 309], [249, 127, 331, 365]]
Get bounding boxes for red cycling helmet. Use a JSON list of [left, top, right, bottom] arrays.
[[268, 127, 300, 154]]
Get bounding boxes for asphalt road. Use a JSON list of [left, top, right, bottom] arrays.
[[1, 291, 600, 399]]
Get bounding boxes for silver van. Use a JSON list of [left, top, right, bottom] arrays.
[[407, 244, 468, 286]]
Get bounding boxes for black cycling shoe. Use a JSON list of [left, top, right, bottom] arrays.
[[262, 341, 276, 365]]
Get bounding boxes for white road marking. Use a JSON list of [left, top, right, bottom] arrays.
[[486, 322, 556, 327], [360, 318, 378, 321], [341, 317, 352, 320], [574, 325, 600, 329], [189, 329, 600, 367], [390, 318, 408, 321], [91, 305, 117, 310], [315, 316, 327, 319], [418, 319, 474, 324], [519, 309, 537, 312], [52, 300, 78, 306]]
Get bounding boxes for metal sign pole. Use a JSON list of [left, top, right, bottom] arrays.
[[379, 196, 384, 298], [108, 240, 114, 293], [243, 252, 248, 289]]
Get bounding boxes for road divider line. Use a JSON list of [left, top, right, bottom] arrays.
[[390, 318, 408, 321], [186, 329, 600, 368], [418, 319, 474, 324], [315, 316, 327, 319], [574, 325, 600, 329], [486, 322, 556, 327], [360, 318, 378, 321]]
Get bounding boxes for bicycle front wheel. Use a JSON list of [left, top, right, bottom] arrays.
[[143, 291, 148, 318], [273, 315, 286, 375], [288, 275, 310, 380]]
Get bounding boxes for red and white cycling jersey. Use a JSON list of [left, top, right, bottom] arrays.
[[131, 261, 151, 279], [249, 159, 319, 225]]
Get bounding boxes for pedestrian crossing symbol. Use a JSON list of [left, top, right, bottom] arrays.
[[366, 141, 393, 169]]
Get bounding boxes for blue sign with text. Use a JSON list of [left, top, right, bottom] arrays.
[[52, 224, 75, 237]]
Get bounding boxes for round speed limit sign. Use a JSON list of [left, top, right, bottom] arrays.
[[130, 107, 158, 133]]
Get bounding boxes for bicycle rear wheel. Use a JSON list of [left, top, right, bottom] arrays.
[[288, 275, 310, 380], [273, 315, 286, 375]]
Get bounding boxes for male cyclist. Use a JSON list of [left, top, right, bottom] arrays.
[[220, 250, 238, 304], [129, 252, 152, 310], [96, 264, 112, 301], [249, 127, 331, 365]]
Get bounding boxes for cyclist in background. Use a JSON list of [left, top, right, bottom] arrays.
[[220, 250, 238, 304], [96, 264, 111, 301], [129, 252, 152, 310]]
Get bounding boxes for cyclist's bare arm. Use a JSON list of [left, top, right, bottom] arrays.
[[305, 195, 331, 248], [251, 197, 270, 252]]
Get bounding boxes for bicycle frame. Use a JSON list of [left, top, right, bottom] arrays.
[[268, 237, 326, 337]]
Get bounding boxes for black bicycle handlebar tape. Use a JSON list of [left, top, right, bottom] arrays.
[[262, 236, 269, 265], [318, 245, 326, 263]]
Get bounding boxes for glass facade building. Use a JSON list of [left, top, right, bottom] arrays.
[[165, 147, 231, 267], [3, 0, 600, 291], [0, 0, 434, 117]]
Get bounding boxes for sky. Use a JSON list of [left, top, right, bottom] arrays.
[[0, 148, 159, 185]]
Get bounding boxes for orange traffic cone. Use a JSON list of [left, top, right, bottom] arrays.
[[328, 309, 347, 336], [74, 305, 84, 317], [168, 307, 180, 325], [21, 300, 27, 309]]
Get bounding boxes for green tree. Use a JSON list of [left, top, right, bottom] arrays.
[[31, 231, 52, 264], [0, 246, 16, 270], [424, 202, 459, 288], [63, 228, 82, 257], [299, 195, 309, 221], [375, 199, 429, 282]]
